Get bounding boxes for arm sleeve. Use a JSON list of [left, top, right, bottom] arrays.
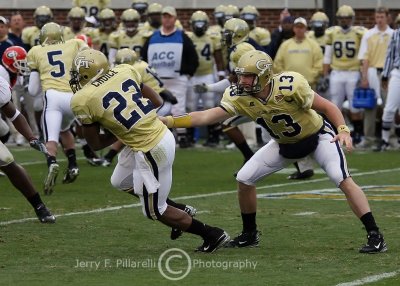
[[207, 79, 231, 93], [181, 32, 199, 76], [28, 71, 41, 96], [141, 38, 150, 62]]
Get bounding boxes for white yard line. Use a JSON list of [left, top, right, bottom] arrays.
[[335, 270, 399, 286], [1, 167, 400, 226]]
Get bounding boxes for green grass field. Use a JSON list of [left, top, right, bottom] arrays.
[[0, 145, 399, 286]]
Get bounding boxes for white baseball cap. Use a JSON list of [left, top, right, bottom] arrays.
[[294, 17, 307, 27]]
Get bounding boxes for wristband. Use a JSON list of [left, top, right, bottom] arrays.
[[337, 125, 350, 134], [165, 114, 192, 128], [8, 109, 21, 122]]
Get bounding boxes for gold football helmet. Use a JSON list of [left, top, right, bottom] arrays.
[[70, 49, 109, 93], [230, 42, 255, 69], [214, 5, 227, 27], [222, 18, 249, 48], [224, 5, 239, 21], [68, 7, 85, 19], [148, 3, 162, 14], [336, 5, 355, 18], [235, 50, 273, 94], [115, 48, 139, 65], [34, 6, 53, 29], [310, 12, 329, 34], [39, 22, 64, 46], [190, 11, 209, 37], [121, 9, 140, 32], [240, 5, 259, 29], [98, 8, 116, 30]]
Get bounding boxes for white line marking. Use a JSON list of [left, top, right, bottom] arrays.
[[335, 270, 399, 286], [1, 167, 400, 226], [293, 212, 317, 216]]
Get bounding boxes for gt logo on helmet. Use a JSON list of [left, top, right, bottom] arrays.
[[256, 59, 270, 72], [75, 56, 94, 69]]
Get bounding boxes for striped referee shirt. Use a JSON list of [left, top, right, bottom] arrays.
[[382, 29, 400, 78]]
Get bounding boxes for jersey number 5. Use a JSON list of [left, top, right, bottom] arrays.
[[102, 79, 154, 129], [47, 50, 65, 78]]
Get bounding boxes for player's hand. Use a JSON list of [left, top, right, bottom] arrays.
[[29, 138, 49, 155], [193, 83, 208, 93], [331, 132, 353, 152], [316, 76, 329, 93]]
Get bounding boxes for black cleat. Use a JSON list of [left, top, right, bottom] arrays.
[[359, 230, 387, 254], [373, 140, 390, 152], [287, 169, 314, 180], [62, 167, 79, 184], [35, 204, 56, 223], [225, 230, 260, 248], [196, 228, 230, 253], [87, 157, 104, 166], [171, 205, 197, 240]]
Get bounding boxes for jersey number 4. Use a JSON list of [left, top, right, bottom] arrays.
[[102, 79, 154, 129]]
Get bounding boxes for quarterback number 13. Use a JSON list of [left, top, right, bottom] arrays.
[[278, 75, 294, 92], [102, 79, 154, 129]]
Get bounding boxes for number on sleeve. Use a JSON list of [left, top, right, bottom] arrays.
[[278, 75, 294, 92]]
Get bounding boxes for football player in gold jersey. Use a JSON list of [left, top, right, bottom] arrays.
[[240, 5, 271, 48], [92, 8, 117, 58], [108, 9, 148, 64], [186, 11, 225, 146], [27, 23, 87, 194], [307, 12, 330, 95], [70, 48, 230, 252], [161, 49, 388, 254], [72, 0, 110, 18], [323, 5, 367, 144]]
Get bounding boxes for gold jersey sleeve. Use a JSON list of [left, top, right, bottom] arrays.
[[325, 26, 366, 71], [220, 72, 323, 144], [187, 32, 217, 76], [132, 61, 165, 94], [70, 64, 167, 152], [108, 31, 147, 55], [22, 26, 41, 48], [249, 27, 271, 46], [27, 39, 87, 92]]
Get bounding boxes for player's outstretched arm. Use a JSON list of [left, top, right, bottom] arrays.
[[311, 92, 353, 152], [159, 107, 231, 128]]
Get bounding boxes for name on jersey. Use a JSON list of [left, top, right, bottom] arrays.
[[92, 70, 119, 87]]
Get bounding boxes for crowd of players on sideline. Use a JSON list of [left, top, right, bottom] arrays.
[[0, 1, 400, 217]]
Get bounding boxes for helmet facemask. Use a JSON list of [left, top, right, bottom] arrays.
[[192, 21, 207, 37], [36, 15, 52, 29], [236, 72, 260, 94], [221, 30, 233, 47]]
